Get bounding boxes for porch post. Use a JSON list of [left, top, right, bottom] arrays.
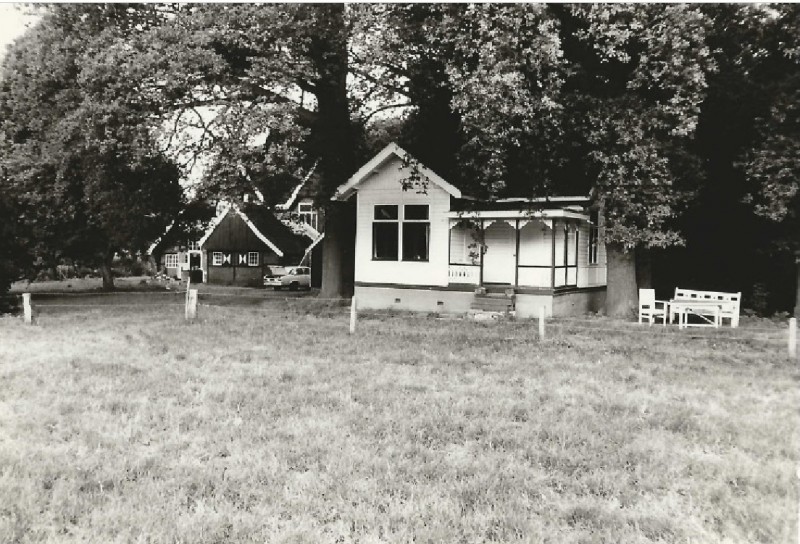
[[479, 220, 484, 286], [550, 219, 557, 289], [575, 224, 579, 287], [447, 220, 451, 266], [795, 250, 800, 318], [514, 219, 520, 287]]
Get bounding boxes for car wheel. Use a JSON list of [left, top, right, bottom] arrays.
[[273, 286, 281, 291], [290, 282, 299, 291]]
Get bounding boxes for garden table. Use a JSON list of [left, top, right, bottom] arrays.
[[669, 299, 722, 329]]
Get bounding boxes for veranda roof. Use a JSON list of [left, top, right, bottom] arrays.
[[447, 208, 589, 221]]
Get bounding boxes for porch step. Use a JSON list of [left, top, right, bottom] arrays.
[[471, 293, 515, 313]]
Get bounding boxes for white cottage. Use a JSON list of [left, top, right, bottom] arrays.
[[334, 143, 607, 317]]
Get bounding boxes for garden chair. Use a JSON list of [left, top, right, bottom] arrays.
[[638, 288, 669, 325]]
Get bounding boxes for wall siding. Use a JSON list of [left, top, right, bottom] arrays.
[[577, 218, 607, 288], [449, 224, 479, 265], [355, 156, 451, 287], [518, 222, 552, 267], [205, 250, 280, 286]]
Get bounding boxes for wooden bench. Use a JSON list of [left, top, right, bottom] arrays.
[[669, 288, 741, 328]]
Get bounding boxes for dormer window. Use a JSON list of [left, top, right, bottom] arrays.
[[298, 200, 318, 231]]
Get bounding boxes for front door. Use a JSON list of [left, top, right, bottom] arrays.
[[482, 221, 516, 284], [189, 252, 203, 283]]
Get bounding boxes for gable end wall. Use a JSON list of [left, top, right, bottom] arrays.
[[355, 156, 451, 287]]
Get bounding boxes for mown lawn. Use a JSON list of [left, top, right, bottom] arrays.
[[0, 301, 797, 543]]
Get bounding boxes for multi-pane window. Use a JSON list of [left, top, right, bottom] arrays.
[[588, 210, 599, 265], [371, 204, 430, 262], [187, 241, 200, 251], [372, 205, 399, 260], [402, 205, 429, 261], [248, 252, 259, 266], [298, 201, 319, 231], [212, 252, 224, 266], [164, 254, 179, 268]]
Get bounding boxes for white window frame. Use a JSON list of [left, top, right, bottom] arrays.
[[372, 205, 399, 261], [212, 252, 223, 266], [401, 204, 430, 262], [298, 201, 318, 231], [248, 252, 259, 266], [164, 253, 179, 268]]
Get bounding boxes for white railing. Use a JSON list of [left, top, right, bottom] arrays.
[[448, 264, 480, 285]]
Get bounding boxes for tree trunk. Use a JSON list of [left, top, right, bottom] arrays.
[[101, 251, 115, 291], [795, 250, 800, 318], [310, 4, 358, 299], [606, 243, 637, 318], [635, 248, 653, 290], [319, 201, 356, 299]]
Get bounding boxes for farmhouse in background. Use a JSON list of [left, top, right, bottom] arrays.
[[334, 143, 607, 318], [198, 204, 310, 287], [148, 164, 326, 287], [150, 200, 322, 288]]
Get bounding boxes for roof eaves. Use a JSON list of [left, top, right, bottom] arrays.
[[334, 142, 462, 201], [234, 206, 285, 257], [276, 161, 319, 211], [198, 205, 232, 249]]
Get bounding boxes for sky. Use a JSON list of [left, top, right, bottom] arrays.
[[0, 4, 39, 61]]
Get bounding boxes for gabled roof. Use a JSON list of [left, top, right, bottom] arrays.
[[276, 161, 319, 211], [198, 204, 309, 258], [148, 221, 176, 255], [334, 143, 462, 201]]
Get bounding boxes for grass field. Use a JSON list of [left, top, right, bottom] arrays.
[[0, 296, 797, 543]]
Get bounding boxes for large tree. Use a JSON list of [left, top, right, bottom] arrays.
[[110, 4, 362, 297], [0, 6, 183, 289], [431, 4, 714, 316]]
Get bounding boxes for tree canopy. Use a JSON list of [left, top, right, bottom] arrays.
[[0, 6, 183, 289]]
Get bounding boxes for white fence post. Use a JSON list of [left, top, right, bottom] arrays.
[[349, 296, 357, 334], [538, 306, 546, 340], [789, 317, 797, 359], [23, 293, 32, 324], [185, 289, 198, 321]]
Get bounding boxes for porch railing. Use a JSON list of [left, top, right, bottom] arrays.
[[448, 264, 480, 285]]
